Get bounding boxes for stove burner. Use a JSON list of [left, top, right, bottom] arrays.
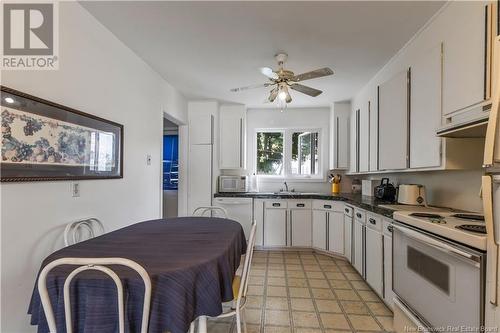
[[430, 219, 447, 224], [452, 214, 485, 221], [456, 224, 486, 234], [409, 213, 443, 219]]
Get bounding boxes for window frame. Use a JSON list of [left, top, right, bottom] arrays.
[[253, 127, 324, 181]]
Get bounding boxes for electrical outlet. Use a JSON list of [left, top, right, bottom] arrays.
[[146, 154, 152, 166], [72, 182, 80, 197]]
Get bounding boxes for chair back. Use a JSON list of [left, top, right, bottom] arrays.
[[37, 257, 151, 333], [235, 221, 257, 308], [64, 218, 105, 246], [192, 206, 228, 218]]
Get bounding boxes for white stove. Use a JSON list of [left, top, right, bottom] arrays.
[[393, 210, 487, 251]]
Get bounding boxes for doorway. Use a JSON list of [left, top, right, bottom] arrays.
[[163, 118, 179, 218]]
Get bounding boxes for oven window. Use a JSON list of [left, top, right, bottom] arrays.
[[407, 246, 450, 295]]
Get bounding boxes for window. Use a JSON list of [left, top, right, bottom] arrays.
[[256, 131, 284, 175], [255, 129, 321, 179]]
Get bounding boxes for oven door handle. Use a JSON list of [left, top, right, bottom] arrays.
[[392, 224, 481, 265]]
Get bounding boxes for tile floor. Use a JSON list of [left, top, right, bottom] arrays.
[[207, 250, 394, 333]]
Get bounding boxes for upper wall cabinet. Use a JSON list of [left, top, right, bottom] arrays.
[[189, 101, 217, 145], [330, 102, 350, 170], [410, 44, 442, 169], [219, 105, 246, 169], [349, 108, 359, 173], [378, 71, 409, 170], [369, 91, 379, 172], [358, 102, 370, 173], [442, 1, 489, 115]]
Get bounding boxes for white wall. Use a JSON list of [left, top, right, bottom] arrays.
[[246, 107, 331, 193], [0, 3, 186, 332]]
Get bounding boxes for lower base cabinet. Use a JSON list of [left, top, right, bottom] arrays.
[[365, 226, 383, 297], [344, 214, 352, 263], [329, 212, 344, 254], [312, 210, 327, 250], [290, 208, 312, 247], [353, 219, 364, 276], [383, 220, 395, 309], [264, 201, 287, 247]]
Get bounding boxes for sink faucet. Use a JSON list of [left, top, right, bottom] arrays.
[[283, 181, 289, 192]]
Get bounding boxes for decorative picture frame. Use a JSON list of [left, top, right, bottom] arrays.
[[1, 86, 123, 182]]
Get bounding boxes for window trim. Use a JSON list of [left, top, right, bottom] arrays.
[[253, 127, 324, 181]]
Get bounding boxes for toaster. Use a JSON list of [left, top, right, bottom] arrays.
[[398, 184, 427, 206]]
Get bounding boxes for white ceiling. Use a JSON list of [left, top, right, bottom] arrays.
[[82, 1, 444, 108]]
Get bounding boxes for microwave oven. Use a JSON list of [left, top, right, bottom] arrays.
[[219, 176, 249, 192]]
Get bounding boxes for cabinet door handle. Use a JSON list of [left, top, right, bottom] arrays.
[[369, 218, 376, 225], [297, 203, 305, 207], [345, 208, 349, 213], [387, 225, 393, 233], [290, 211, 292, 246], [324, 204, 332, 209], [356, 213, 362, 218], [272, 203, 281, 207]]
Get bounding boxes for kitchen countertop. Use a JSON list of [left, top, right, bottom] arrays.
[[214, 192, 397, 218]]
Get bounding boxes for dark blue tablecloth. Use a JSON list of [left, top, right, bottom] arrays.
[[28, 217, 247, 333]]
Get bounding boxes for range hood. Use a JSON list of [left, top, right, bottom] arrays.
[[437, 102, 491, 138]]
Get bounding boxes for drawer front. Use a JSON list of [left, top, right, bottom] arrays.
[[366, 213, 382, 232], [383, 218, 394, 236], [265, 200, 288, 209], [312, 200, 343, 211], [343, 205, 354, 217], [288, 199, 312, 210], [354, 208, 366, 222]]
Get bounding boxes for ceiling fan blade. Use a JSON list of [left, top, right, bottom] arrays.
[[268, 87, 278, 102], [292, 67, 334, 82], [260, 67, 279, 80], [289, 84, 323, 97], [230, 83, 270, 92]]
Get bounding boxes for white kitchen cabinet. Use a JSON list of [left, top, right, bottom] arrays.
[[253, 199, 265, 246], [189, 102, 216, 145], [350, 108, 359, 173], [410, 44, 442, 169], [378, 70, 409, 170], [369, 92, 378, 171], [344, 211, 353, 263], [365, 219, 383, 297], [383, 224, 394, 309], [290, 209, 312, 247], [312, 210, 327, 250], [330, 102, 350, 170], [264, 201, 287, 247], [358, 103, 370, 172], [328, 211, 344, 255], [219, 105, 246, 169], [187, 144, 212, 214], [353, 218, 365, 277], [442, 1, 487, 115]]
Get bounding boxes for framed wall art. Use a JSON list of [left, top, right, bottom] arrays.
[[1, 86, 123, 182]]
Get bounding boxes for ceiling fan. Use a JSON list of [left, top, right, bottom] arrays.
[[230, 52, 334, 104]]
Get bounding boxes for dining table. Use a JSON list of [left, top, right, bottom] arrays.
[[28, 216, 247, 333]]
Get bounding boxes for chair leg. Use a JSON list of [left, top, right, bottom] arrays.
[[197, 316, 207, 333], [235, 309, 242, 333], [241, 309, 248, 333], [189, 321, 195, 333]]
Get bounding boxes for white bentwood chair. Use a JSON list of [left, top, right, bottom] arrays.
[[64, 218, 105, 246], [190, 221, 257, 333], [38, 257, 152, 333], [192, 206, 228, 218]]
